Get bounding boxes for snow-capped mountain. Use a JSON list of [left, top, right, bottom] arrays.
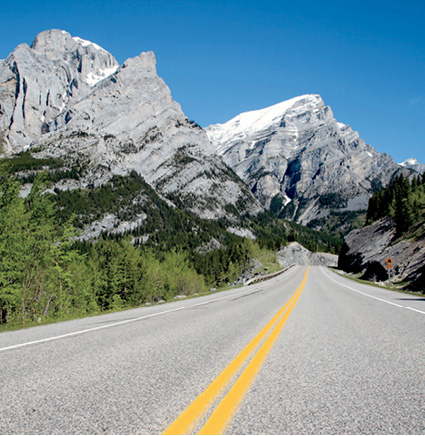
[[0, 30, 414, 229], [0, 30, 261, 220], [206, 94, 409, 224], [207, 95, 310, 155], [400, 158, 425, 174]]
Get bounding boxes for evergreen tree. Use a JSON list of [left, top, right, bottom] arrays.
[[365, 172, 425, 238], [0, 178, 28, 323]]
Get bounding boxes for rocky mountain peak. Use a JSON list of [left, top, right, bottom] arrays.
[[207, 94, 329, 152], [206, 94, 405, 224], [30, 29, 81, 55], [30, 29, 119, 86], [122, 51, 157, 74], [0, 29, 262, 221], [31, 29, 115, 59], [0, 29, 121, 153]]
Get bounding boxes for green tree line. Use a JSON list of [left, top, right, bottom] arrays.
[[0, 174, 260, 327], [366, 173, 425, 236], [0, 162, 343, 328]]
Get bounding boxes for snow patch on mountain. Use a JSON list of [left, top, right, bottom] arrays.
[[207, 94, 321, 154], [401, 158, 419, 165], [400, 158, 425, 174], [85, 65, 119, 86], [400, 158, 419, 167], [72, 36, 104, 51]]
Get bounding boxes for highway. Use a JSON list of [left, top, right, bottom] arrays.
[[1, 266, 424, 434]]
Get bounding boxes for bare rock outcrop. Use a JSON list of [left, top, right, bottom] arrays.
[[277, 242, 338, 267], [338, 218, 425, 291], [0, 30, 118, 153]]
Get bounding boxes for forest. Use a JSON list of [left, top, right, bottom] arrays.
[[0, 156, 343, 328], [0, 173, 276, 327], [366, 172, 425, 237]]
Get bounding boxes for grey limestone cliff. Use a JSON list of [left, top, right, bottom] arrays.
[[206, 95, 408, 224], [0, 30, 262, 220], [0, 30, 118, 153]]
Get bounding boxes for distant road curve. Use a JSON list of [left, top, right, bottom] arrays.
[[1, 266, 424, 434]]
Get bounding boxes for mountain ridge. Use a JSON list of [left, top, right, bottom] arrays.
[[206, 94, 413, 225], [0, 29, 262, 221], [1, 29, 420, 232]]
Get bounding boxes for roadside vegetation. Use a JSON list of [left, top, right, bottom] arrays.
[[366, 172, 425, 238], [0, 173, 267, 328], [0, 160, 342, 329]]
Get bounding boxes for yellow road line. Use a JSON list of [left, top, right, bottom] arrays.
[[163, 267, 309, 435], [199, 267, 309, 434]]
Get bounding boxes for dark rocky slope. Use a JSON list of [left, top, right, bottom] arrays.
[[338, 217, 425, 292]]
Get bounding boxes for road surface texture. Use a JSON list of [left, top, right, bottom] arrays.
[[0, 266, 424, 434]]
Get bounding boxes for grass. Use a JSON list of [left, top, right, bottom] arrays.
[[250, 247, 282, 276], [0, 310, 105, 333]]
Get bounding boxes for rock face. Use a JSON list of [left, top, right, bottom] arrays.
[[0, 30, 261, 219], [277, 242, 338, 267], [206, 95, 408, 224], [0, 30, 119, 153], [339, 218, 425, 291]]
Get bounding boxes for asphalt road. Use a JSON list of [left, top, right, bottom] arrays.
[[1, 266, 424, 434]]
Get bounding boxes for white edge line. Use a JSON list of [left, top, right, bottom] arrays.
[[320, 267, 425, 315], [0, 306, 185, 352], [0, 280, 283, 353]]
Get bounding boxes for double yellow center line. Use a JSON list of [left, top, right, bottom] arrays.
[[163, 267, 310, 435]]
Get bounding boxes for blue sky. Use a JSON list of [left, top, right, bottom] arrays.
[[1, 0, 424, 163]]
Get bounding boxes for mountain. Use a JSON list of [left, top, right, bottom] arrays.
[[1, 30, 415, 239], [0, 30, 261, 220], [0, 30, 119, 152], [206, 95, 410, 224], [400, 158, 425, 174]]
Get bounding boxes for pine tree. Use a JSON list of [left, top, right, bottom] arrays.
[[0, 178, 27, 323]]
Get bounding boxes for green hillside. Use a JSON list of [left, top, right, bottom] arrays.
[[0, 152, 343, 328]]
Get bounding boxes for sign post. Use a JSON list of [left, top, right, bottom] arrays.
[[385, 257, 393, 283]]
